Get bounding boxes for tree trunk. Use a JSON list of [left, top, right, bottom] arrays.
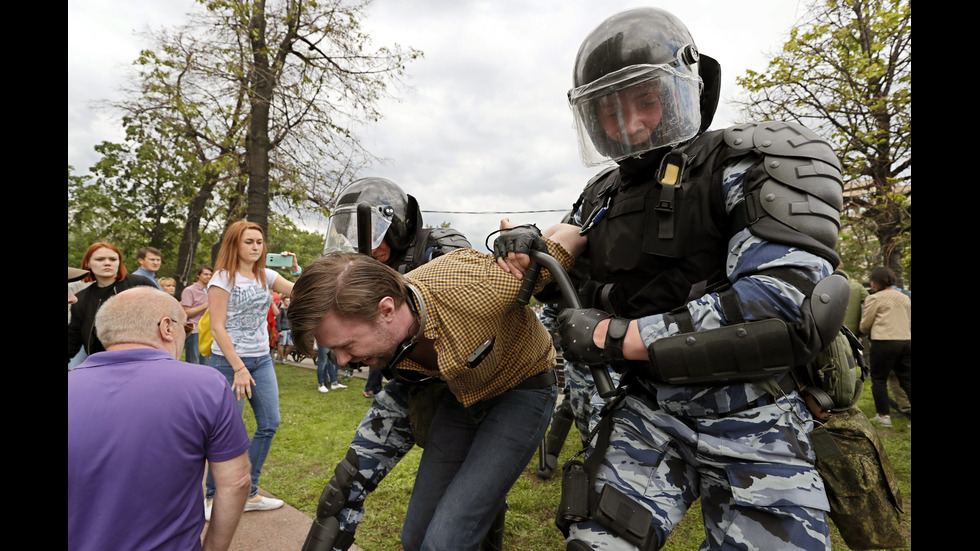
[[175, 175, 219, 286], [245, 0, 272, 235]]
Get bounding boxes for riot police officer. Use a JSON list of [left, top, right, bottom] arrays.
[[496, 8, 845, 550], [324, 177, 469, 274]]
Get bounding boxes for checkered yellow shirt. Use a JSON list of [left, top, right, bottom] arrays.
[[400, 240, 573, 406]]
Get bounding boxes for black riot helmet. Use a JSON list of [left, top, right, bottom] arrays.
[[568, 7, 721, 166], [324, 177, 421, 255]]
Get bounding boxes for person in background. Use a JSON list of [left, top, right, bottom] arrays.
[[204, 220, 299, 519], [69, 242, 156, 362], [860, 267, 911, 428], [276, 296, 297, 363], [131, 246, 163, 289], [315, 343, 346, 393], [181, 265, 214, 365], [158, 276, 177, 297]]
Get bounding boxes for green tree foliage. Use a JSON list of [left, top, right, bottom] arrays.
[[736, 0, 910, 285], [67, 115, 212, 279], [267, 213, 327, 281], [100, 0, 420, 283]]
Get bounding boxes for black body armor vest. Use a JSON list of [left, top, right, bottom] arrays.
[[576, 129, 738, 317]]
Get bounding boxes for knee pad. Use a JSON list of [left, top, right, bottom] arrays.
[[316, 448, 360, 519], [566, 539, 592, 551]]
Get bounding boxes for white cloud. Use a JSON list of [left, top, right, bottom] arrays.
[[68, 0, 807, 247]]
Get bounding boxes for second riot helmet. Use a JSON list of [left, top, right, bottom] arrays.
[[324, 177, 420, 255]]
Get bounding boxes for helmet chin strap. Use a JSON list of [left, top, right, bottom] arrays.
[[381, 283, 427, 376]]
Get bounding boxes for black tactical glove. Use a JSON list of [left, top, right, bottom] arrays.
[[492, 224, 547, 259], [558, 308, 611, 365], [559, 308, 632, 367]]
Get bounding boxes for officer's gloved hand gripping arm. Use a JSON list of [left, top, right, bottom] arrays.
[[493, 221, 637, 367], [494, 220, 587, 280]]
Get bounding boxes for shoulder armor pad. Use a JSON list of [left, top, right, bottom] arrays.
[[810, 273, 850, 347], [426, 227, 471, 255], [724, 122, 844, 266], [583, 166, 619, 198], [586, 165, 618, 188]]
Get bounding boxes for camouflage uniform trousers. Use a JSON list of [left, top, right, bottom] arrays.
[[335, 379, 417, 532], [563, 361, 623, 439], [567, 391, 830, 551]]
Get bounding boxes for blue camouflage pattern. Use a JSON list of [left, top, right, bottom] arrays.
[[562, 360, 619, 443], [335, 379, 416, 533], [541, 304, 616, 444], [565, 155, 833, 550], [568, 393, 830, 551]]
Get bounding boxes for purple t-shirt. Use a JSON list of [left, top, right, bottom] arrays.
[[68, 348, 250, 551]]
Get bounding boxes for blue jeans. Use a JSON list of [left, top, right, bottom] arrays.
[[206, 353, 281, 498], [183, 333, 209, 365], [316, 346, 339, 385], [364, 369, 384, 394], [401, 382, 557, 551]]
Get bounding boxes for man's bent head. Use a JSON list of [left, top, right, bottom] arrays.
[[289, 252, 408, 357]]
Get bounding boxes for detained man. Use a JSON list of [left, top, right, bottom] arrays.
[[289, 229, 584, 551]]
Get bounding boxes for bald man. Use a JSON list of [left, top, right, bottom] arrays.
[[68, 287, 251, 551]]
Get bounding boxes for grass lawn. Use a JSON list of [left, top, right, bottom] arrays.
[[247, 363, 911, 550]]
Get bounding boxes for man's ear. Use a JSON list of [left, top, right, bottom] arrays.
[[158, 317, 176, 343], [378, 296, 396, 321]]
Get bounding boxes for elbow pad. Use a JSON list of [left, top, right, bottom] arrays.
[[643, 319, 795, 385]]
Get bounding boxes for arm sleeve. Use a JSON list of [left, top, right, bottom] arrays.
[[208, 270, 235, 293], [859, 294, 878, 336], [68, 303, 84, 359], [180, 287, 193, 307]]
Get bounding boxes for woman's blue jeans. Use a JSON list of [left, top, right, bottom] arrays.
[[206, 353, 281, 498]]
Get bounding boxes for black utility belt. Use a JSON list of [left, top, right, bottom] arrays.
[[513, 370, 557, 390]]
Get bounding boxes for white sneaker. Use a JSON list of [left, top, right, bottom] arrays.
[[318, 385, 329, 393], [331, 382, 347, 389], [870, 414, 893, 427], [204, 498, 213, 521], [244, 495, 285, 512]]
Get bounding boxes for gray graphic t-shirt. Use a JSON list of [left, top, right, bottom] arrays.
[[208, 268, 278, 357]]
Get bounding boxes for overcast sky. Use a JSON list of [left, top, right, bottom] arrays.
[[68, 0, 809, 249]]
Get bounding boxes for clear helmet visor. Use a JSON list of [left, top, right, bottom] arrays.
[[569, 64, 702, 166], [323, 204, 394, 255]]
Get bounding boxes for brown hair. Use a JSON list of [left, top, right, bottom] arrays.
[[214, 220, 268, 287], [80, 242, 127, 283], [288, 252, 407, 356], [137, 246, 162, 261]]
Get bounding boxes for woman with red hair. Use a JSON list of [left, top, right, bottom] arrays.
[[68, 242, 157, 361], [204, 220, 299, 518]]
